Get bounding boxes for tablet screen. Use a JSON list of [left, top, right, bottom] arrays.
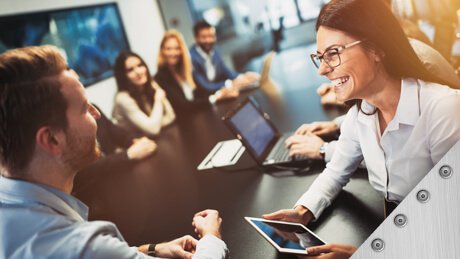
[[246, 217, 325, 253]]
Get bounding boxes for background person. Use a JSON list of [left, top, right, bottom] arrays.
[[155, 30, 237, 118], [190, 20, 259, 93], [112, 51, 175, 137]]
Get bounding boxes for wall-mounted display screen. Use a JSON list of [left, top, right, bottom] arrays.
[[0, 3, 130, 87]]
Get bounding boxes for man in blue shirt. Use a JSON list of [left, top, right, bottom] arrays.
[[0, 45, 228, 259], [189, 21, 259, 96]]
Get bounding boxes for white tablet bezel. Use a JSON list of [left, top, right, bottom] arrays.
[[245, 217, 326, 255]]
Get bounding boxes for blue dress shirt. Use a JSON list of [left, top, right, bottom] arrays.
[[0, 177, 227, 259]]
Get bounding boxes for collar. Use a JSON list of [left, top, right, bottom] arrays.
[[195, 45, 214, 60], [0, 176, 88, 222], [393, 78, 420, 126], [357, 78, 420, 131]]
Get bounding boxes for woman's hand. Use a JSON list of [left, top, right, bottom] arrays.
[[301, 243, 357, 259], [262, 205, 314, 226], [295, 121, 339, 136]]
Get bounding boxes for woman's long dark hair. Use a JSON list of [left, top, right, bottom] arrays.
[[114, 51, 155, 115], [316, 0, 449, 113]]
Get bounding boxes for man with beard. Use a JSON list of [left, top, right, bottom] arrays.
[[0, 45, 227, 259], [189, 21, 259, 102]]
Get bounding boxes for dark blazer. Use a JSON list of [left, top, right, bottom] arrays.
[[189, 44, 238, 92], [154, 65, 210, 117]]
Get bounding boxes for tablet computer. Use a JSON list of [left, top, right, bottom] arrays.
[[245, 217, 326, 255]]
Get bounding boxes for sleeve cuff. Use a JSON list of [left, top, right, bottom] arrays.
[[324, 141, 337, 163], [208, 94, 217, 104], [295, 192, 331, 221], [194, 234, 228, 259]]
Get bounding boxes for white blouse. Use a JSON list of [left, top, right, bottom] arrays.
[[296, 78, 460, 219]]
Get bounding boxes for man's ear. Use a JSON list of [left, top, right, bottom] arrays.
[[35, 127, 65, 156]]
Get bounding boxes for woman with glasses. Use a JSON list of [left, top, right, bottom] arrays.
[[264, 0, 460, 257]]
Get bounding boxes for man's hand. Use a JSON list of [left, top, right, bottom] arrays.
[[192, 209, 223, 239], [127, 137, 157, 160], [216, 87, 239, 101], [262, 205, 314, 226], [232, 72, 260, 89], [285, 134, 325, 160], [154, 235, 198, 259], [295, 121, 339, 136], [317, 83, 344, 106], [300, 243, 357, 259]]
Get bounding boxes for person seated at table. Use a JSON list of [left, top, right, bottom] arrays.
[[287, 37, 460, 163], [317, 15, 460, 107], [74, 104, 158, 193], [0, 45, 228, 259], [190, 20, 260, 93], [264, 0, 460, 257], [155, 30, 238, 117], [112, 51, 175, 137]]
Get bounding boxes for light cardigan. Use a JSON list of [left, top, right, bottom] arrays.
[[112, 82, 175, 136]]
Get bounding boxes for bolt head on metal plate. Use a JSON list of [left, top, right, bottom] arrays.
[[439, 165, 453, 179], [371, 238, 385, 252]]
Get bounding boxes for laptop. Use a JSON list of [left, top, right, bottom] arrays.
[[238, 51, 275, 91], [222, 98, 311, 168]]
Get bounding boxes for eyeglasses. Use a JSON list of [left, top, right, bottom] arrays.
[[310, 40, 363, 69]]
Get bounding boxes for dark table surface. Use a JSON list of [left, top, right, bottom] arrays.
[[76, 46, 384, 259]]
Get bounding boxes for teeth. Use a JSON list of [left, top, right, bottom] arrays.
[[332, 78, 342, 86], [332, 77, 349, 86]]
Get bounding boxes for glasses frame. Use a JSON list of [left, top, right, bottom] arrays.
[[310, 40, 363, 69]]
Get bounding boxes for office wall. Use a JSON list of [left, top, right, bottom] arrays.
[[158, 0, 195, 46], [0, 0, 165, 116]]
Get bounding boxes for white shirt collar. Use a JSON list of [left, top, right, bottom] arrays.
[[195, 45, 214, 60], [358, 78, 420, 130]]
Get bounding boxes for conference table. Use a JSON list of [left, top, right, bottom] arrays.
[[76, 45, 384, 258]]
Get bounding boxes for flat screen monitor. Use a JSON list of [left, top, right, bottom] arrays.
[[0, 3, 130, 87]]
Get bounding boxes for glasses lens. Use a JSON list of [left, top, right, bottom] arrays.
[[310, 54, 321, 68], [323, 49, 340, 68]]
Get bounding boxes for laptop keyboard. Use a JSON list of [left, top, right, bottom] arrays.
[[267, 134, 291, 162]]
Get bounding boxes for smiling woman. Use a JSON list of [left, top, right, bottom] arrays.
[[154, 30, 211, 118], [112, 51, 176, 137], [264, 0, 460, 257]]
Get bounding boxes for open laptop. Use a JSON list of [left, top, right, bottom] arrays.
[[222, 98, 311, 168], [238, 51, 275, 91]]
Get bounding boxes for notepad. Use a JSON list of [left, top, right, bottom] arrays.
[[197, 139, 246, 170]]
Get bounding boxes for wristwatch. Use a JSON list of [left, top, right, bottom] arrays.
[[319, 142, 329, 158], [147, 243, 156, 256]]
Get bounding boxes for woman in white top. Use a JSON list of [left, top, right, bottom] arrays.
[[264, 0, 460, 257], [112, 52, 175, 136]]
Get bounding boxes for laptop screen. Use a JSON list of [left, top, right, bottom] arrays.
[[228, 100, 277, 157]]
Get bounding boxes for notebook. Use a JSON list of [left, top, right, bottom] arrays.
[[222, 98, 311, 168]]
